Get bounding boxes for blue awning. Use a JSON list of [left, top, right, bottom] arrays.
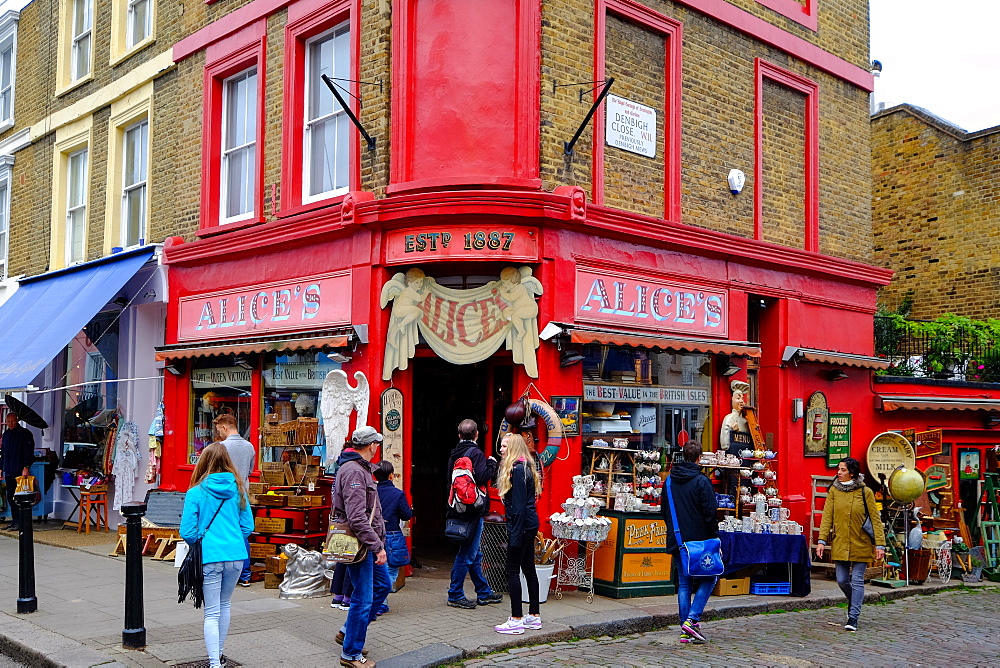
[[0, 248, 156, 391]]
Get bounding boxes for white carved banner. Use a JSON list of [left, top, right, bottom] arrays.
[[380, 266, 543, 380]]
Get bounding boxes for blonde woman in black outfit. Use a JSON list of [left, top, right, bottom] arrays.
[[493, 433, 542, 635]]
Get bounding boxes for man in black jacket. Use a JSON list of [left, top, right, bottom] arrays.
[[661, 442, 718, 644], [446, 419, 503, 609], [1, 412, 34, 531]]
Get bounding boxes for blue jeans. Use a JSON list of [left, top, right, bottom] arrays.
[[448, 516, 493, 601], [203, 560, 242, 668], [340, 551, 391, 660], [835, 560, 867, 620], [241, 538, 251, 582], [676, 571, 717, 624]]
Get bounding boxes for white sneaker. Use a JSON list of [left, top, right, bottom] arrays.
[[523, 614, 542, 630], [494, 617, 525, 635]]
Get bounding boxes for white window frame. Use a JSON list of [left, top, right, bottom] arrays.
[[70, 0, 92, 82], [0, 12, 16, 132], [303, 24, 350, 203], [125, 0, 150, 49], [120, 119, 148, 247], [65, 148, 88, 265], [0, 156, 12, 280], [220, 67, 257, 224]]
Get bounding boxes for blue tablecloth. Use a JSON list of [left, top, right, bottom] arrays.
[[719, 532, 811, 597]]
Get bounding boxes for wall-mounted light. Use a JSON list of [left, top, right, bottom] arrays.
[[164, 363, 182, 376], [826, 369, 849, 382], [327, 352, 352, 364], [727, 169, 745, 195], [986, 414, 1000, 428], [233, 356, 254, 370], [792, 398, 804, 421], [719, 355, 741, 377]]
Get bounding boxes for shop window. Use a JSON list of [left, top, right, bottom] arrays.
[[221, 68, 257, 223], [126, 0, 150, 48], [262, 351, 338, 463], [104, 84, 151, 254], [0, 11, 18, 132], [303, 25, 350, 202], [62, 314, 119, 451], [580, 346, 712, 506], [189, 357, 253, 464]]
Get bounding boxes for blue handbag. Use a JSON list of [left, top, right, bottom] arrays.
[[665, 477, 724, 577], [385, 530, 410, 568]]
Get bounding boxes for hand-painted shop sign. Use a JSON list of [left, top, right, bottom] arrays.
[[380, 266, 542, 380], [605, 95, 657, 158], [575, 268, 727, 338], [178, 272, 351, 341], [584, 384, 709, 405], [623, 519, 667, 549], [381, 388, 404, 490], [866, 431, 916, 480], [385, 226, 539, 265], [826, 413, 851, 467]]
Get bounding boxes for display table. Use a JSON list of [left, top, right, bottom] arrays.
[[719, 532, 811, 597]]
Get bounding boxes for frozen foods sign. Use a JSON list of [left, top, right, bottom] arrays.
[[605, 95, 656, 158]]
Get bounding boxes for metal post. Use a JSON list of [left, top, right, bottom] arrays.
[[13, 491, 37, 613], [121, 502, 148, 649]]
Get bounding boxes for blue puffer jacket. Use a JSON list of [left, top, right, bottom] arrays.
[[180, 472, 254, 564]]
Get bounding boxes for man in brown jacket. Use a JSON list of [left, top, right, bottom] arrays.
[[332, 426, 390, 667]]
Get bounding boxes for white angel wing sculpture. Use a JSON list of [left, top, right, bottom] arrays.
[[320, 370, 370, 467]]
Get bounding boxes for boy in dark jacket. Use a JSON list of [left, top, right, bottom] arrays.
[[661, 442, 718, 644], [375, 460, 413, 603], [445, 419, 502, 609]]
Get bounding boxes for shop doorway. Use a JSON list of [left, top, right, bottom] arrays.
[[409, 356, 512, 558]]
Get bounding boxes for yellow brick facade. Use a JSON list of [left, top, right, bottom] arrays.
[[872, 105, 1000, 320]]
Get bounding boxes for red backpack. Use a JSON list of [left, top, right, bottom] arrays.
[[448, 456, 487, 513]]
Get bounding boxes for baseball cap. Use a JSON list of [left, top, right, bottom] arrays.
[[352, 426, 384, 446]]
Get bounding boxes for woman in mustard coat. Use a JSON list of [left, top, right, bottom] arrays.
[[816, 457, 885, 632]]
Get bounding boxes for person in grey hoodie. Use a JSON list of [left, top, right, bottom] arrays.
[[180, 443, 254, 668], [214, 414, 256, 586]]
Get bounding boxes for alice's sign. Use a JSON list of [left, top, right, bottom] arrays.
[[584, 384, 709, 405], [380, 266, 543, 380], [385, 226, 539, 264], [178, 272, 351, 341], [575, 268, 727, 338]]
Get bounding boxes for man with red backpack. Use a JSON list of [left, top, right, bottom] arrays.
[[446, 419, 503, 609]]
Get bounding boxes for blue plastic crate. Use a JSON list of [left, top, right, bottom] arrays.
[[750, 582, 791, 595]]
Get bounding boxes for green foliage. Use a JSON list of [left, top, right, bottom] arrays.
[[875, 312, 1000, 381]]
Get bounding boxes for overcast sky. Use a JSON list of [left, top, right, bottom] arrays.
[[870, 0, 1000, 132]]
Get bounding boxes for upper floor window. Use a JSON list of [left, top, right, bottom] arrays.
[[0, 160, 10, 280], [126, 0, 151, 48], [122, 119, 148, 246], [304, 25, 350, 201], [0, 11, 19, 129], [66, 148, 88, 264], [71, 0, 92, 82], [221, 68, 257, 223]]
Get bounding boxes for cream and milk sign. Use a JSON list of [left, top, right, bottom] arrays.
[[605, 95, 657, 158]]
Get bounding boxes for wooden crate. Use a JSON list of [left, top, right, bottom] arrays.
[[257, 494, 288, 507], [249, 483, 268, 496], [249, 543, 278, 559], [266, 556, 287, 574], [264, 573, 284, 589], [254, 517, 288, 534], [286, 495, 324, 507], [713, 577, 750, 596], [294, 418, 319, 445]]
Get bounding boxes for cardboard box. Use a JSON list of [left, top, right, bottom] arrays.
[[254, 517, 288, 534], [264, 573, 284, 589], [713, 577, 750, 596], [266, 556, 287, 574], [249, 543, 278, 559]]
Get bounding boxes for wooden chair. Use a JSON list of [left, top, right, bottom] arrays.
[[78, 487, 109, 533]]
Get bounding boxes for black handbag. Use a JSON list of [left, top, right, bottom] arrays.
[[860, 488, 876, 543], [444, 516, 474, 544], [178, 500, 225, 608]]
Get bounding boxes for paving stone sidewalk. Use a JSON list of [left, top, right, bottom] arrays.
[[0, 534, 982, 667]]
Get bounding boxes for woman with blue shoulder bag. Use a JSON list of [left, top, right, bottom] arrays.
[[375, 461, 413, 602], [661, 442, 721, 645]]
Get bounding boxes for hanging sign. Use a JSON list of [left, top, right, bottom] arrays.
[[866, 431, 916, 481], [575, 268, 727, 338], [605, 95, 657, 158], [826, 413, 851, 467], [178, 271, 351, 341], [380, 388, 404, 490], [583, 384, 709, 405], [803, 391, 828, 457], [384, 226, 539, 264], [380, 266, 543, 380], [915, 429, 943, 458]]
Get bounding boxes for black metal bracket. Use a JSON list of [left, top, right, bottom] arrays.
[[325, 77, 383, 103], [553, 79, 613, 103], [563, 77, 614, 156], [321, 74, 376, 151]]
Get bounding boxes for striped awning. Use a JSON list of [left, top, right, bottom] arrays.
[[541, 323, 759, 357], [155, 330, 353, 361], [878, 395, 1000, 412], [782, 346, 890, 370]]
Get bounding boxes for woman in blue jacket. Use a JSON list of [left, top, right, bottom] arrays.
[[493, 433, 541, 635], [180, 443, 254, 668]]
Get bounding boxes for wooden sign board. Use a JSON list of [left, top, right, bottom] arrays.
[[922, 464, 949, 491], [915, 429, 943, 458], [827, 413, 851, 467], [742, 406, 765, 450], [381, 388, 404, 490], [866, 431, 916, 482]]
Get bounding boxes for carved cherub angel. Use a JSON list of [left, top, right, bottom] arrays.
[[380, 268, 431, 380], [498, 266, 543, 377], [320, 370, 370, 467]]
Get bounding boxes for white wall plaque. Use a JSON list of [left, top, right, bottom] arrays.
[[605, 95, 657, 158]]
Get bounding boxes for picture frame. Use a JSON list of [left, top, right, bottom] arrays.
[[551, 396, 581, 436], [958, 449, 981, 480]]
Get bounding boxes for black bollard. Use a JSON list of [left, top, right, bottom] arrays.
[[121, 502, 148, 649], [13, 491, 36, 613]]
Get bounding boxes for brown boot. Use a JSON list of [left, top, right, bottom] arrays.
[[339, 657, 374, 667], [335, 631, 369, 656]]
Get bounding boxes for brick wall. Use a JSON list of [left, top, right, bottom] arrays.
[[760, 79, 805, 248], [872, 105, 1000, 320]]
